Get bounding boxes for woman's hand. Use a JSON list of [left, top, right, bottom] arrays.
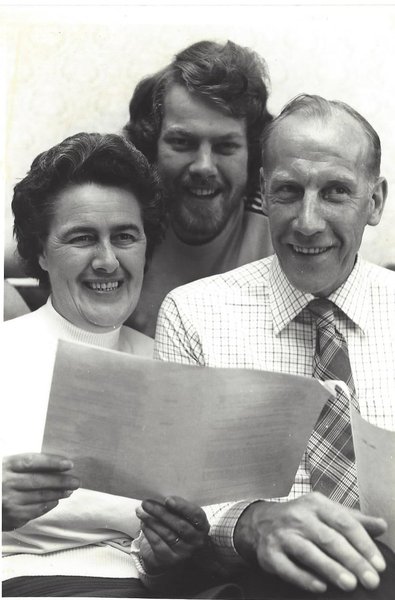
[[2, 453, 80, 531], [136, 496, 210, 574]]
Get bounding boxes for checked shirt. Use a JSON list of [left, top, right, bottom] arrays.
[[154, 254, 395, 565]]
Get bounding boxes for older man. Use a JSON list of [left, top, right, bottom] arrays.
[[153, 95, 395, 596], [123, 40, 273, 337]]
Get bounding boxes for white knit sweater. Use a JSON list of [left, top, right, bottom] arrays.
[[2, 299, 153, 580]]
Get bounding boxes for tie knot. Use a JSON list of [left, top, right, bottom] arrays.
[[308, 298, 335, 328]]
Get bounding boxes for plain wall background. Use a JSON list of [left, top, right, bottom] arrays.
[[2, 3, 395, 271]]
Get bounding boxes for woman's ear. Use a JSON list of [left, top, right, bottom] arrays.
[[367, 176, 387, 226], [260, 167, 268, 216]]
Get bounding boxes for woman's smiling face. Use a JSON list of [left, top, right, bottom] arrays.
[[39, 182, 147, 331]]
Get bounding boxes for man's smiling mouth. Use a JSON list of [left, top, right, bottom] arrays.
[[185, 186, 221, 199], [292, 245, 332, 255]]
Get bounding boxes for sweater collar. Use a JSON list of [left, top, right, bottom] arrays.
[[44, 297, 123, 350]]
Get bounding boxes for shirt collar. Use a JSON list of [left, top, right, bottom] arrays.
[[328, 255, 370, 332], [269, 254, 370, 335]]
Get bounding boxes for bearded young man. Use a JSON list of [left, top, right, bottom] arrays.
[[123, 40, 273, 337]]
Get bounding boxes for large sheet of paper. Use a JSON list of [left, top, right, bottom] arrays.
[[352, 406, 395, 552], [42, 340, 333, 505]]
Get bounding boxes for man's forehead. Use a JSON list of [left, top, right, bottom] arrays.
[[275, 111, 366, 143], [161, 83, 247, 136], [266, 112, 370, 170]]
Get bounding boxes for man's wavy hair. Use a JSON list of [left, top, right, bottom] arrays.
[[123, 40, 273, 194], [12, 132, 165, 287]]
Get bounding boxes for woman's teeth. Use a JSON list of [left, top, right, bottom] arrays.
[[86, 281, 120, 291]]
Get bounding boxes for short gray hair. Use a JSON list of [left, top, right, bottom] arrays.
[[262, 93, 381, 178]]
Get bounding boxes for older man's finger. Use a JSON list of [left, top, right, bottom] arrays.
[[319, 505, 387, 574], [258, 544, 328, 594]]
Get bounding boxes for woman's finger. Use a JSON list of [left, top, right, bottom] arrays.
[[3, 500, 60, 530], [140, 499, 208, 543], [142, 524, 189, 561], [6, 472, 80, 492], [165, 496, 210, 532], [137, 509, 196, 551], [13, 488, 75, 505], [4, 453, 74, 473]]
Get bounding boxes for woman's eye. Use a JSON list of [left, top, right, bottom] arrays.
[[68, 234, 94, 245]]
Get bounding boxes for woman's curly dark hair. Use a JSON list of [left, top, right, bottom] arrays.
[[123, 40, 272, 195], [12, 132, 166, 287]]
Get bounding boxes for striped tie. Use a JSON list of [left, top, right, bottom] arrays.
[[307, 299, 360, 508]]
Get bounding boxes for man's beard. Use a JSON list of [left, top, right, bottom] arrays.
[[170, 191, 242, 245]]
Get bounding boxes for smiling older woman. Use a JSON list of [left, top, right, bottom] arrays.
[[10, 132, 163, 338], [1, 133, 166, 596], [1, 133, 209, 598]]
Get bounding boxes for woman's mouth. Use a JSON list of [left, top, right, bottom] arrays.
[[84, 280, 123, 292]]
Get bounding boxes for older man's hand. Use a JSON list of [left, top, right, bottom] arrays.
[[234, 492, 387, 594], [2, 453, 80, 531]]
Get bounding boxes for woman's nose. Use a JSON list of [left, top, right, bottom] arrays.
[[91, 242, 119, 273]]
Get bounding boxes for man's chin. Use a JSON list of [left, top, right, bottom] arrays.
[[286, 271, 339, 297], [171, 207, 227, 244], [172, 220, 222, 244], [170, 196, 244, 244]]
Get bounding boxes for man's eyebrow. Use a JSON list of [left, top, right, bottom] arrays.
[[214, 132, 245, 142], [111, 223, 143, 233], [324, 176, 356, 187], [269, 172, 299, 183], [162, 127, 245, 140], [162, 126, 193, 136]]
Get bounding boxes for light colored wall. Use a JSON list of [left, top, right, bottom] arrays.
[[3, 4, 395, 270]]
